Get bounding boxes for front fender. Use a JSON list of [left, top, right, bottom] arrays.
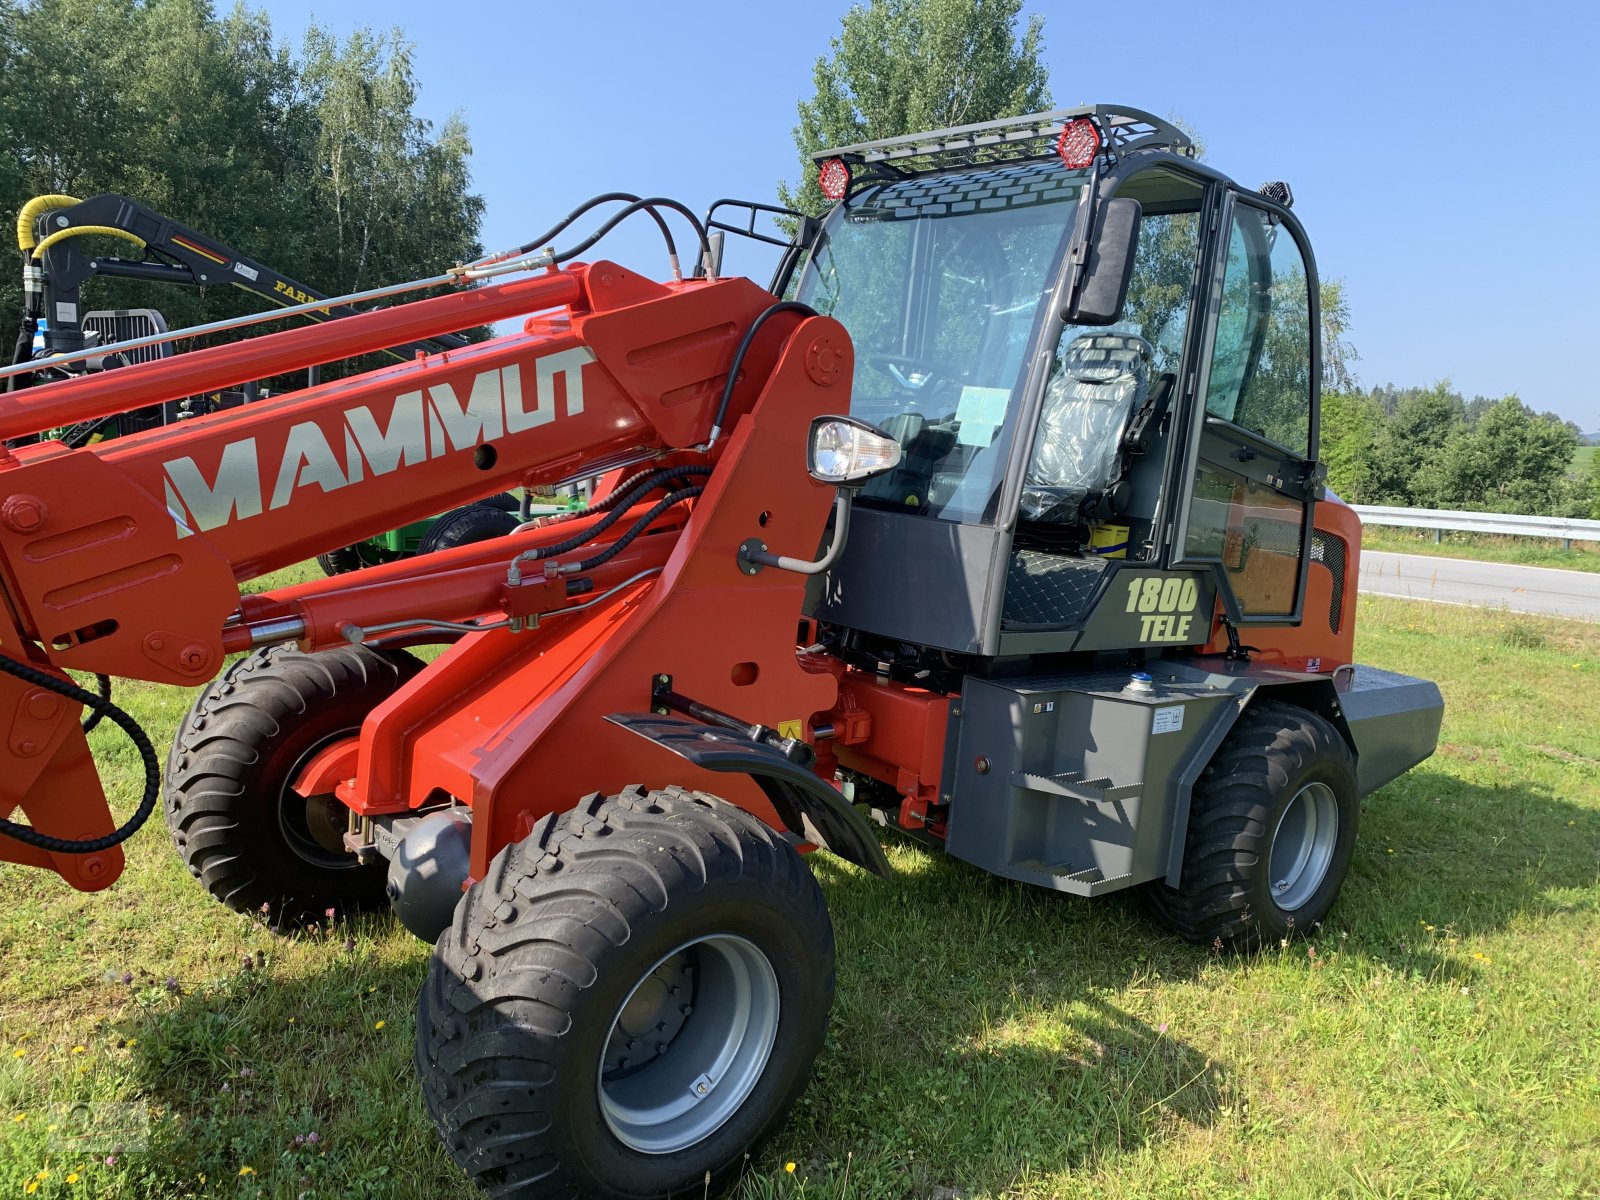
[[605, 712, 891, 877]]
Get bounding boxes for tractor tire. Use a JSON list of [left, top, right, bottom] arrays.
[[164, 644, 422, 925], [416, 785, 834, 1200], [316, 544, 375, 576], [1146, 700, 1358, 951], [415, 503, 519, 556]]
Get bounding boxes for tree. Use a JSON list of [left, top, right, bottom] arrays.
[[1321, 388, 1383, 501], [1366, 381, 1466, 505], [1319, 278, 1359, 394], [1421, 396, 1578, 513], [298, 25, 484, 295], [1, 1, 483, 364], [779, 0, 1049, 216]]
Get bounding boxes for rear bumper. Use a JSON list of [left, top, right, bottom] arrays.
[[1338, 664, 1444, 795]]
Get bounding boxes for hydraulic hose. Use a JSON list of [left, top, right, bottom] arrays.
[[16, 194, 82, 252], [510, 465, 711, 569], [709, 301, 817, 441], [30, 225, 147, 261], [0, 656, 159, 855], [81, 673, 111, 734], [566, 485, 704, 574], [504, 193, 679, 264], [551, 198, 711, 275]]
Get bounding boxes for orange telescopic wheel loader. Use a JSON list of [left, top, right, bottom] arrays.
[[0, 107, 1440, 1197]]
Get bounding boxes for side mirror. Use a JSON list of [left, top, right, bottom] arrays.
[[1062, 197, 1142, 325]]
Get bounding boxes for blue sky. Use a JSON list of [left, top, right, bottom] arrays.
[[254, 0, 1600, 432]]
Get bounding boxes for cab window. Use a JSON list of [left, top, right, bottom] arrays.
[[1203, 207, 1313, 456]]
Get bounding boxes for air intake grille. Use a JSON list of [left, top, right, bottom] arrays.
[[1311, 532, 1347, 632]]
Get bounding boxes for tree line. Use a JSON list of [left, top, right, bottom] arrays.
[[0, 0, 484, 359], [1323, 383, 1598, 518]]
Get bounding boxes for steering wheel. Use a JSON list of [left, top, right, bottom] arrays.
[[867, 352, 944, 392]]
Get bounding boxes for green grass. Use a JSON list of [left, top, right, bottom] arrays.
[[4, 595, 1599, 1198], [1361, 525, 1600, 573], [1574, 444, 1596, 474]]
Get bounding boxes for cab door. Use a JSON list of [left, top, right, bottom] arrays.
[[1172, 192, 1321, 625]]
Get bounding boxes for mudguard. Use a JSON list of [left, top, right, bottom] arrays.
[[605, 712, 892, 877]]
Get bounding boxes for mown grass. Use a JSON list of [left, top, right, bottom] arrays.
[[3, 594, 1598, 1199], [1361, 525, 1600, 574]]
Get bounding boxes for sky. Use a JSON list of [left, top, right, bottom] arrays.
[[252, 0, 1600, 433]]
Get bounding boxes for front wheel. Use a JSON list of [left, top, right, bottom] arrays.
[[164, 644, 421, 924], [1147, 700, 1358, 950], [416, 786, 834, 1199]]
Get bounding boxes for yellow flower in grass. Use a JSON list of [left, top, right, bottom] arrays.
[[24, 1182, 38, 1195], [11, 1048, 23, 1058], [66, 1172, 80, 1184], [785, 1161, 797, 1173], [374, 1020, 386, 1030], [71, 1045, 86, 1055], [238, 1165, 256, 1176]]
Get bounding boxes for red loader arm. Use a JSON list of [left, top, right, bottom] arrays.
[[0, 260, 854, 890]]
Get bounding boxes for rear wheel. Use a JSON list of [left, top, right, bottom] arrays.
[[416, 785, 834, 1199], [1146, 701, 1358, 950], [415, 503, 519, 556], [164, 644, 421, 924]]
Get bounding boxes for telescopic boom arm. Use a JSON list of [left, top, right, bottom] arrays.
[[0, 252, 852, 891]]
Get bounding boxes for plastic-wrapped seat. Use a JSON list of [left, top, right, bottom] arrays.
[[1020, 332, 1153, 524]]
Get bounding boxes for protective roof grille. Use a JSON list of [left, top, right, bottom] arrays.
[[851, 159, 1083, 220], [811, 104, 1193, 173]]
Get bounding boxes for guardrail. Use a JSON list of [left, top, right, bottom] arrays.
[[1350, 505, 1600, 550]]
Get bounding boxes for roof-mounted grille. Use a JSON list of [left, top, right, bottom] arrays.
[[810, 104, 1193, 174]]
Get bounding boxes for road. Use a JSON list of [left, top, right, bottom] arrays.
[[1358, 550, 1600, 621]]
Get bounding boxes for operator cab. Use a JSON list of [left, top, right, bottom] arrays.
[[789, 106, 1325, 670]]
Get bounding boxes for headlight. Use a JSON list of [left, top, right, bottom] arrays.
[[806, 415, 901, 487]]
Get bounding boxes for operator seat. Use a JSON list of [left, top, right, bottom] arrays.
[[1004, 331, 1153, 630], [1020, 331, 1154, 524]]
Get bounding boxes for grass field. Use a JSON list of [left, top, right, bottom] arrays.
[[3, 595, 1598, 1199], [1575, 445, 1596, 474]]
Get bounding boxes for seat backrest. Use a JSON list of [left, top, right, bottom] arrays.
[[1020, 332, 1153, 523]]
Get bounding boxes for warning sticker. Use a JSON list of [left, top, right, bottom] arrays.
[[1151, 705, 1184, 735], [776, 719, 803, 740]]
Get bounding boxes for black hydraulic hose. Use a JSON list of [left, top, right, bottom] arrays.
[[512, 192, 678, 261], [0, 655, 159, 854], [710, 301, 817, 436], [569, 485, 704, 574], [552, 198, 710, 272], [581, 467, 668, 515], [523, 465, 711, 563], [81, 673, 111, 734]]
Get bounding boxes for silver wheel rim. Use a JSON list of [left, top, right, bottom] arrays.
[[598, 934, 780, 1155], [1268, 781, 1339, 912]]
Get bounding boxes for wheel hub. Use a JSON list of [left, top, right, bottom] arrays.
[[598, 935, 780, 1155], [1268, 781, 1339, 912], [602, 952, 694, 1076]]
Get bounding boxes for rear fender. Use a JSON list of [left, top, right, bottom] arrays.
[[605, 712, 891, 877]]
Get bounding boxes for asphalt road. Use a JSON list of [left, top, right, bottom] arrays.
[[1358, 550, 1600, 621]]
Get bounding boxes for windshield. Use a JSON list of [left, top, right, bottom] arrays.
[[795, 160, 1085, 523]]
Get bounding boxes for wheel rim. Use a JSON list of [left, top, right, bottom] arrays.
[[598, 934, 780, 1155], [1267, 781, 1339, 912], [276, 733, 360, 871]]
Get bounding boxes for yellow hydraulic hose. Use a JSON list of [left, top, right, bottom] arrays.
[[30, 224, 146, 260], [16, 194, 82, 251]]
